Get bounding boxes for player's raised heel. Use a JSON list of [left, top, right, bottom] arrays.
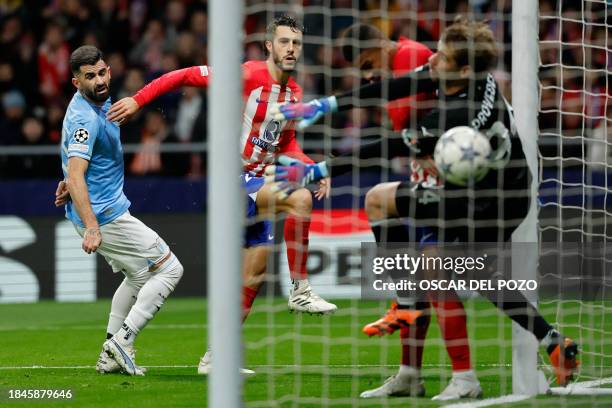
[[360, 373, 425, 398], [549, 337, 580, 386], [288, 284, 337, 315], [362, 302, 422, 337], [103, 337, 144, 376]]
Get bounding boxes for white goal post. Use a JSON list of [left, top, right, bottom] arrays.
[[207, 0, 244, 407], [511, 0, 545, 397]]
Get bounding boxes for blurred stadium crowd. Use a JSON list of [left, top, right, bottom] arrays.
[[0, 0, 609, 179]]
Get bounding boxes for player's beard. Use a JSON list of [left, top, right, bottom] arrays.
[[83, 83, 110, 103], [273, 51, 296, 73]]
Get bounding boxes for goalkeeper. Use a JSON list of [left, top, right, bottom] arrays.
[[335, 22, 483, 401], [268, 17, 579, 398]]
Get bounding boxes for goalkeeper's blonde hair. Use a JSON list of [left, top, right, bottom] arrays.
[[441, 16, 498, 73]]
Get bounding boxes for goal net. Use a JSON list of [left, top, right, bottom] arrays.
[[235, 0, 612, 406], [537, 0, 612, 397]]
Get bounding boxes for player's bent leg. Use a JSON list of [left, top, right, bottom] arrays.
[[198, 248, 261, 376], [106, 278, 140, 338], [482, 291, 580, 386], [241, 245, 268, 322], [365, 182, 401, 222], [243, 245, 269, 290], [255, 182, 310, 217], [123, 253, 184, 331], [256, 184, 337, 315], [360, 366, 425, 398], [95, 278, 141, 374], [105, 253, 184, 375], [284, 189, 337, 314], [198, 242, 269, 376], [83, 214, 172, 376]]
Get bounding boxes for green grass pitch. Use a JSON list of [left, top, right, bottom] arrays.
[[1, 298, 610, 407]]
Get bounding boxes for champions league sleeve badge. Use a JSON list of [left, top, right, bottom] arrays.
[[73, 128, 90, 143]]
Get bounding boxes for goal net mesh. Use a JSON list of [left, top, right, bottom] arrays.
[[538, 0, 611, 392], [238, 0, 611, 406]]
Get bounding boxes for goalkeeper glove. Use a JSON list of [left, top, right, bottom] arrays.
[[271, 96, 338, 129], [264, 161, 329, 187]]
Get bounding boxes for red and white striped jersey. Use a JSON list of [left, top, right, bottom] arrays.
[[240, 61, 312, 175], [388, 38, 440, 186], [133, 61, 312, 176]]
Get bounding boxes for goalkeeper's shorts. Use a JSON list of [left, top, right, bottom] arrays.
[[394, 180, 529, 243], [242, 173, 274, 248]]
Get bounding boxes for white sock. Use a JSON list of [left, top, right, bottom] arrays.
[[121, 254, 184, 344], [396, 297, 415, 308], [452, 369, 477, 382], [116, 322, 137, 345], [292, 278, 309, 292], [398, 365, 420, 378], [106, 279, 139, 337]]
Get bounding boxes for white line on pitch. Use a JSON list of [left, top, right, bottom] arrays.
[[0, 322, 520, 331], [0, 323, 367, 331], [566, 376, 612, 388], [0, 363, 515, 370], [549, 387, 612, 396], [443, 394, 532, 408], [549, 376, 612, 395], [0, 365, 198, 370]]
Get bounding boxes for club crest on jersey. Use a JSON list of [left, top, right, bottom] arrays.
[[73, 128, 89, 143], [263, 120, 281, 142]]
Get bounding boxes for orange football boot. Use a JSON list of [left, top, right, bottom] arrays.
[[363, 302, 422, 337], [548, 337, 580, 386]]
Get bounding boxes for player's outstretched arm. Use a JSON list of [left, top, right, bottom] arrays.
[[108, 66, 211, 124], [272, 64, 435, 129], [107, 97, 140, 124]]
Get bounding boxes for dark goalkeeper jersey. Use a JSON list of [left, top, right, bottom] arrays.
[[331, 64, 530, 197]]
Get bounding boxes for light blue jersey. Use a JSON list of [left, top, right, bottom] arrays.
[[61, 91, 130, 227]]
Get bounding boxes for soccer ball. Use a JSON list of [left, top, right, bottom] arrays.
[[434, 126, 492, 186]]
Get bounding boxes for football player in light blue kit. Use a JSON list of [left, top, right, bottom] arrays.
[[61, 45, 184, 376]]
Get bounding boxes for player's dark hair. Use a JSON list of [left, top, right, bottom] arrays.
[[70, 45, 104, 75], [265, 15, 304, 41], [441, 16, 498, 73], [340, 23, 386, 63]]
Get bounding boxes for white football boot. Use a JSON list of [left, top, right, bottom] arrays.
[[103, 337, 145, 376], [197, 351, 255, 376], [288, 280, 337, 315], [96, 348, 121, 373], [431, 370, 483, 401], [96, 347, 148, 374], [360, 368, 425, 398]]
